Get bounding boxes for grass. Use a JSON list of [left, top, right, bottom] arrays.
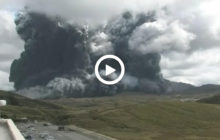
[[56, 101, 220, 140], [0, 90, 69, 121], [2, 90, 220, 139]]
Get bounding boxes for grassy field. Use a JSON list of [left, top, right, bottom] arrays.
[[2, 91, 220, 140], [51, 96, 220, 140]]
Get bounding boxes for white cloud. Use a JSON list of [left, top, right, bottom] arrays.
[[161, 48, 220, 86], [129, 19, 196, 54], [0, 0, 176, 25], [126, 0, 220, 86], [0, 71, 14, 91], [198, 0, 220, 39], [22, 0, 175, 24], [0, 10, 24, 90]]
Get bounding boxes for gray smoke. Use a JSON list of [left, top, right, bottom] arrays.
[[10, 8, 174, 99]]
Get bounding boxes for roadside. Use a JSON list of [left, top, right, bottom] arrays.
[[66, 125, 117, 140]]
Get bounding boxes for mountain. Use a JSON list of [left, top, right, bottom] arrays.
[[169, 81, 195, 92], [170, 82, 220, 94], [183, 84, 220, 94]]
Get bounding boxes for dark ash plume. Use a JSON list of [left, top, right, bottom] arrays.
[[10, 9, 172, 99]]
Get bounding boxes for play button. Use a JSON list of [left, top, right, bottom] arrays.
[[95, 55, 125, 85], [105, 65, 116, 76]]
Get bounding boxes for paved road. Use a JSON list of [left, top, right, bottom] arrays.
[[0, 123, 13, 140], [16, 122, 94, 140]]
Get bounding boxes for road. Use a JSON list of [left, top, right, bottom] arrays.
[[16, 122, 95, 140]]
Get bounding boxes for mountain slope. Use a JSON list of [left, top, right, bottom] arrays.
[[0, 90, 68, 120], [55, 100, 220, 140], [0, 90, 63, 109], [185, 84, 220, 94], [169, 81, 195, 92], [198, 94, 220, 104]]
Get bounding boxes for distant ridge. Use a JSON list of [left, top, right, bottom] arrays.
[[169, 81, 195, 92], [170, 81, 220, 94]]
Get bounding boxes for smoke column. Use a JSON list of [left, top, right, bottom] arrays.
[[10, 9, 172, 99]]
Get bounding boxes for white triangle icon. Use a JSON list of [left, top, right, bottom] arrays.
[[105, 65, 116, 76]]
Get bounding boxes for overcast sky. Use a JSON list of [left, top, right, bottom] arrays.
[[1, 0, 220, 90]]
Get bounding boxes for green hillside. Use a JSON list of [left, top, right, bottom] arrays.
[[0, 90, 64, 108], [0, 90, 68, 121], [1, 91, 220, 140], [55, 101, 220, 140]]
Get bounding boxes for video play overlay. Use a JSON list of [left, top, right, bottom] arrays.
[[95, 55, 125, 85]]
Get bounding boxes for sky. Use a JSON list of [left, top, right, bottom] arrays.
[[1, 0, 220, 90]]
